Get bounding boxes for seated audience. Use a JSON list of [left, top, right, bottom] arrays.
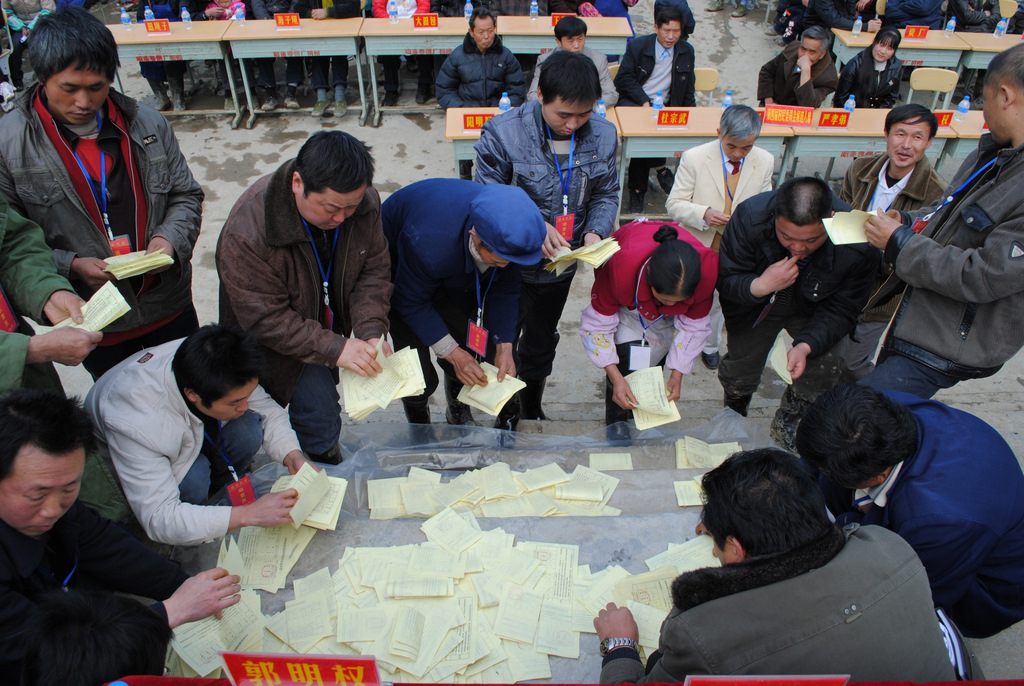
[[768, 0, 809, 45], [436, 8, 525, 111], [653, 0, 696, 34], [292, 0, 363, 118], [374, 0, 435, 105], [949, 0, 1001, 31], [594, 448, 963, 682], [757, 25, 839, 107], [804, 0, 880, 31], [883, 0, 943, 28], [834, 27, 903, 108], [797, 384, 1024, 638], [86, 326, 312, 546], [528, 16, 618, 107]]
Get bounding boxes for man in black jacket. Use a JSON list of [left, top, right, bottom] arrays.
[[716, 177, 876, 451], [614, 6, 696, 214]]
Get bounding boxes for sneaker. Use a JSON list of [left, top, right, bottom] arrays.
[[415, 83, 431, 104], [731, 4, 747, 16], [260, 95, 278, 112], [764, 26, 780, 35], [656, 167, 674, 195], [333, 98, 348, 117], [224, 96, 235, 111], [628, 189, 645, 215], [311, 99, 330, 117], [284, 95, 300, 110], [701, 351, 721, 370], [706, 0, 724, 10], [382, 91, 398, 107]]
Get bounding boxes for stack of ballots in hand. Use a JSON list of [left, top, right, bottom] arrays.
[[624, 367, 680, 430], [543, 236, 621, 276], [342, 343, 426, 420], [103, 250, 175, 279], [52, 281, 130, 332], [457, 362, 526, 416]]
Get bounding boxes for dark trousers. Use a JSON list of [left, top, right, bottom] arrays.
[[619, 97, 666, 192], [82, 304, 200, 380], [513, 275, 575, 382], [310, 56, 349, 90], [9, 33, 28, 88], [858, 349, 960, 399], [379, 55, 433, 93], [605, 341, 668, 425], [255, 57, 304, 90]]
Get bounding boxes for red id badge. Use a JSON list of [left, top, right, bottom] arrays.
[[108, 236, 132, 256], [467, 320, 489, 357], [226, 475, 257, 506], [911, 218, 929, 234], [554, 213, 575, 241], [0, 285, 17, 333]]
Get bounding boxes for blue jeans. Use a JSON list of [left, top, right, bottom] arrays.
[[858, 351, 960, 399], [178, 410, 264, 503], [288, 363, 342, 456]]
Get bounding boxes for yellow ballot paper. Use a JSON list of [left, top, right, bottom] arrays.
[[673, 480, 703, 507], [52, 281, 130, 332], [624, 367, 680, 430], [769, 333, 793, 384], [457, 362, 526, 416], [285, 463, 330, 530], [674, 436, 742, 469], [544, 236, 621, 275], [273, 474, 348, 530], [103, 250, 175, 279], [589, 453, 634, 471], [824, 210, 873, 244], [342, 341, 426, 420]]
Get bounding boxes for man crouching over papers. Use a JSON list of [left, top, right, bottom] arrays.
[[594, 448, 975, 682], [86, 325, 316, 546]]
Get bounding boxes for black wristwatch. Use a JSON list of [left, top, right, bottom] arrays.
[[599, 637, 639, 656]]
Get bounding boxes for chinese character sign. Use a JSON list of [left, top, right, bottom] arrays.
[[275, 12, 301, 28], [764, 104, 813, 127], [656, 109, 689, 127], [904, 25, 929, 39], [412, 12, 439, 28], [144, 18, 171, 33], [223, 652, 381, 686]]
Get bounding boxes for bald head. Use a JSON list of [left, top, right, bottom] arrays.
[[985, 42, 1024, 94]]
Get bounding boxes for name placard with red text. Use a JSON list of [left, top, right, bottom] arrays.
[[684, 675, 849, 686], [413, 13, 439, 29], [904, 25, 929, 40], [935, 110, 954, 128], [275, 12, 301, 29], [144, 18, 171, 34], [763, 104, 814, 127], [551, 12, 574, 26], [463, 113, 495, 131], [656, 109, 689, 127], [816, 110, 850, 128], [222, 652, 382, 686]]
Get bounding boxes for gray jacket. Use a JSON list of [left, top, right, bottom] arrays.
[[601, 525, 955, 683], [0, 88, 203, 333], [474, 99, 619, 283], [527, 46, 618, 107], [881, 135, 1024, 377]]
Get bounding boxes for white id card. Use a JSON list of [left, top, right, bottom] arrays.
[[628, 344, 652, 371]]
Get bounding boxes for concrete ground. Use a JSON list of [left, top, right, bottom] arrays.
[[44, 0, 1024, 677]]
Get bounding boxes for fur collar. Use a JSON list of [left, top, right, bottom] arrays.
[[671, 526, 847, 612]]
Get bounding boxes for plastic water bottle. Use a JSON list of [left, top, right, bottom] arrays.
[[596, 99, 606, 117], [851, 15, 862, 37], [498, 92, 511, 111], [120, 7, 132, 30], [530, 0, 538, 20], [944, 16, 956, 36], [994, 17, 1008, 37], [144, 5, 155, 20], [954, 95, 970, 122], [181, 7, 192, 27], [234, 5, 245, 24], [388, 0, 398, 23], [843, 94, 856, 112], [464, 0, 473, 20], [652, 91, 664, 119], [721, 90, 733, 108]]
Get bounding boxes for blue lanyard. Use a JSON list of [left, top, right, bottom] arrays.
[[935, 157, 997, 212], [204, 423, 238, 481], [37, 556, 78, 591], [634, 258, 664, 343], [474, 267, 498, 327], [301, 218, 340, 320], [71, 113, 113, 241], [546, 124, 575, 215]]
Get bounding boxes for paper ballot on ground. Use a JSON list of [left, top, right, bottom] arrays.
[[457, 362, 526, 416], [824, 210, 872, 244], [769, 333, 793, 384], [282, 463, 331, 530], [51, 281, 130, 332], [624, 367, 680, 430], [103, 250, 175, 279], [673, 480, 703, 507], [674, 436, 742, 469], [543, 236, 621, 275]]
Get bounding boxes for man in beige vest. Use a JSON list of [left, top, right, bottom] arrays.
[[666, 104, 774, 369]]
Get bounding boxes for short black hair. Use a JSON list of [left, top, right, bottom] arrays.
[[469, 7, 497, 29], [0, 390, 94, 482], [700, 448, 834, 557], [31, 7, 119, 84], [985, 41, 1024, 93], [796, 384, 918, 488], [554, 15, 587, 40], [294, 131, 374, 195], [538, 50, 600, 107], [775, 176, 832, 227], [654, 5, 684, 26], [885, 103, 938, 139], [172, 325, 263, 407], [646, 225, 702, 298], [21, 590, 172, 686], [872, 26, 902, 52]]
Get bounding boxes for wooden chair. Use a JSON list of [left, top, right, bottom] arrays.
[[694, 67, 720, 106], [906, 67, 959, 109], [999, 0, 1016, 22], [876, 0, 885, 16], [608, 63, 619, 81]]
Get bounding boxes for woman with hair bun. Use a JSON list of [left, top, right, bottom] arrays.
[[580, 221, 718, 427]]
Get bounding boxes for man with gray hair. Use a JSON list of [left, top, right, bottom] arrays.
[[757, 26, 839, 107], [666, 104, 775, 370]]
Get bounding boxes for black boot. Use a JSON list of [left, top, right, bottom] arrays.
[[494, 393, 520, 432], [724, 392, 753, 417], [444, 375, 478, 426], [402, 396, 432, 424], [519, 378, 548, 420], [167, 74, 187, 111], [604, 379, 632, 442], [309, 444, 343, 465], [146, 78, 172, 111]]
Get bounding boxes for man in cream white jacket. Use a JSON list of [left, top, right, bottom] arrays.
[[86, 326, 314, 546], [666, 104, 775, 369]]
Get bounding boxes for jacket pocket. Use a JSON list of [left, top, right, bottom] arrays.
[[12, 169, 66, 208], [144, 153, 173, 195], [959, 204, 993, 233]]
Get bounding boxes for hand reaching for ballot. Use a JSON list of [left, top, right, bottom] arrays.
[[145, 236, 176, 275], [541, 222, 572, 259], [494, 342, 515, 382], [751, 255, 799, 297], [232, 488, 297, 530], [70, 256, 114, 288], [610, 376, 638, 410], [26, 328, 102, 366], [337, 338, 382, 377], [594, 602, 639, 642], [164, 568, 241, 629], [448, 347, 488, 387], [787, 342, 812, 380], [666, 369, 683, 402]]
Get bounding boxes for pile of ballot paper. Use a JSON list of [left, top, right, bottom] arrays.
[[543, 236, 621, 276], [367, 463, 622, 520], [169, 505, 720, 681], [624, 367, 681, 430], [456, 362, 526, 416], [52, 281, 130, 332], [270, 463, 348, 531], [674, 436, 742, 470], [342, 344, 426, 420], [103, 250, 175, 279]]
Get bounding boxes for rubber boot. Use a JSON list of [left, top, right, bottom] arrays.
[[519, 378, 548, 420], [147, 78, 172, 111], [402, 396, 432, 424], [724, 392, 753, 417], [494, 393, 520, 432], [604, 379, 632, 442], [167, 74, 187, 111], [444, 374, 478, 426]]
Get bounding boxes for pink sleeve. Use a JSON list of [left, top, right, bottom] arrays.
[[579, 305, 620, 370], [666, 314, 711, 374]]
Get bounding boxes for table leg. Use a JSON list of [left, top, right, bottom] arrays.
[[368, 53, 382, 127], [237, 56, 258, 129], [779, 140, 795, 182], [114, 68, 126, 95], [616, 140, 629, 224], [354, 43, 369, 126], [221, 45, 244, 130]]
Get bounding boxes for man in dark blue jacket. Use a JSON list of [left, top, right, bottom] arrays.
[[797, 384, 1024, 639], [884, 0, 943, 27], [382, 179, 546, 429]]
